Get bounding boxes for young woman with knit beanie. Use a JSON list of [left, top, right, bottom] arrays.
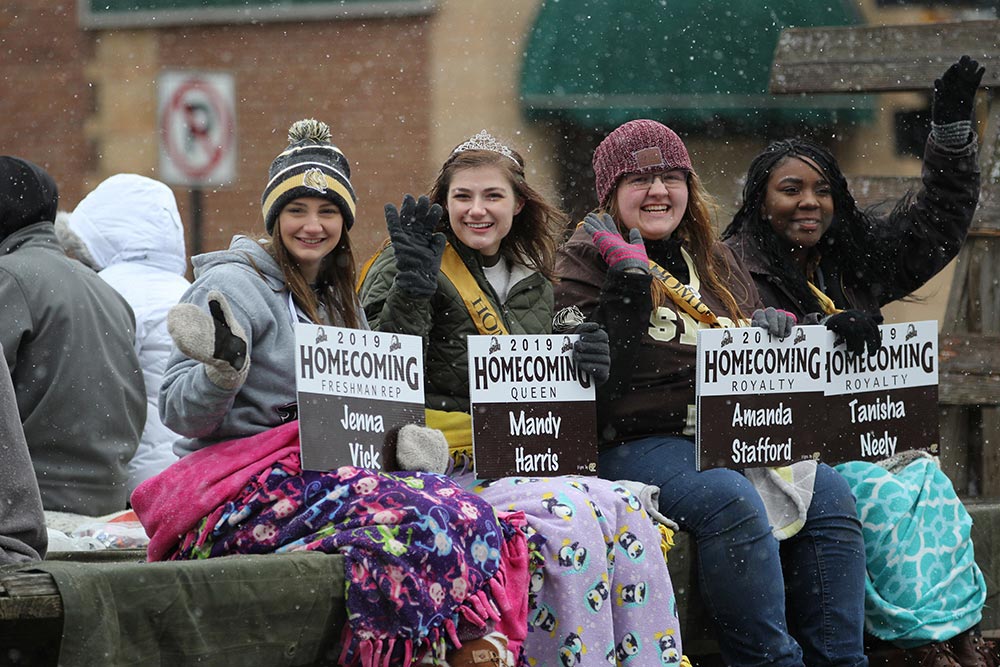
[[133, 119, 527, 667], [723, 57, 997, 666], [553, 118, 869, 666], [359, 131, 687, 666]]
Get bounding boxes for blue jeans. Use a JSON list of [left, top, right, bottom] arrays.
[[600, 436, 867, 667]]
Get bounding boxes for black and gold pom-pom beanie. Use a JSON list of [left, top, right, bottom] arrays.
[[260, 119, 357, 234]]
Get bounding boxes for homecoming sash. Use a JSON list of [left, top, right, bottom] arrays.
[[356, 237, 390, 291], [808, 281, 841, 316], [439, 242, 510, 335], [358, 240, 509, 336], [647, 247, 723, 328]]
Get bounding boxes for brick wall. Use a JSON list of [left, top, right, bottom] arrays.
[[0, 2, 94, 208], [154, 18, 434, 263], [0, 5, 435, 267]]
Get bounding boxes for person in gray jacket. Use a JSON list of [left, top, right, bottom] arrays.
[[0, 156, 145, 515], [0, 346, 46, 564], [56, 173, 191, 492]]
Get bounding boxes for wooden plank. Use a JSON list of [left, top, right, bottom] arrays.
[[939, 334, 1000, 373], [771, 21, 1000, 94], [983, 410, 1000, 497], [0, 572, 59, 597], [938, 407, 969, 494], [845, 179, 1000, 236], [0, 595, 62, 620], [938, 333, 1000, 406]]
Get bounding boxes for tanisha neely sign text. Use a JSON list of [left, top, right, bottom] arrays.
[[696, 321, 937, 470]]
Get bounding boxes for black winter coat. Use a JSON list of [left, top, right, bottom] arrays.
[[359, 234, 554, 413], [725, 136, 980, 320]]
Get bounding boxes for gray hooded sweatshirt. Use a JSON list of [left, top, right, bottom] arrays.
[[160, 235, 362, 455]]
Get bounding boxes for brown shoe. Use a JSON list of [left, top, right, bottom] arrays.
[[948, 629, 999, 667], [445, 632, 511, 667], [904, 642, 962, 667]]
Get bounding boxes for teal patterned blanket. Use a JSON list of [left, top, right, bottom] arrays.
[[834, 457, 986, 648]]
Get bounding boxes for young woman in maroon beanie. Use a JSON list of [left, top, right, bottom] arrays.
[[554, 119, 867, 667]]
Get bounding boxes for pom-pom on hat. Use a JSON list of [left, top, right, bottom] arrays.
[[592, 119, 692, 207], [260, 119, 357, 235]]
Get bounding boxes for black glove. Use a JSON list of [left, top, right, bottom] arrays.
[[751, 306, 796, 340], [210, 297, 248, 371], [932, 55, 985, 126], [573, 321, 610, 386], [823, 309, 883, 357], [385, 194, 445, 299], [167, 290, 250, 390]]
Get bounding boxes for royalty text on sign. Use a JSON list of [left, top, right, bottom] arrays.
[[696, 321, 937, 470], [295, 324, 424, 472]]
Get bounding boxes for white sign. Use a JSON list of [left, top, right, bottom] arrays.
[[469, 334, 595, 403], [468, 334, 598, 478], [158, 70, 237, 186], [695, 321, 939, 469], [698, 325, 828, 397], [824, 320, 938, 395], [295, 324, 425, 472]]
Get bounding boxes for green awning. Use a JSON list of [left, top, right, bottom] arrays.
[[520, 0, 873, 131]]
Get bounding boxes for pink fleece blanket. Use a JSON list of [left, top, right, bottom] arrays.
[[131, 420, 301, 561]]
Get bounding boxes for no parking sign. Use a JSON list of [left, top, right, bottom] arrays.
[[158, 71, 237, 186]]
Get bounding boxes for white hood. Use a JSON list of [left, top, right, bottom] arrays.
[[68, 173, 187, 276]]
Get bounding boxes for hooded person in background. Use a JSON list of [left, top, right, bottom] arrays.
[[0, 156, 145, 515], [0, 345, 46, 564], [56, 174, 191, 493]]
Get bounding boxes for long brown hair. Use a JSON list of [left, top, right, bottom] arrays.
[[604, 170, 749, 322], [428, 147, 566, 279], [256, 219, 361, 329]]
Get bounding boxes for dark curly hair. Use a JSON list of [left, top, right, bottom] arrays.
[[722, 137, 892, 314]]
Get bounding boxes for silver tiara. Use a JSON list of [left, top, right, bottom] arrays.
[[452, 130, 519, 164]]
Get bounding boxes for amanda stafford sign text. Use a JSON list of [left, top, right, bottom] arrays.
[[468, 334, 598, 479], [295, 324, 424, 472], [695, 321, 938, 470]]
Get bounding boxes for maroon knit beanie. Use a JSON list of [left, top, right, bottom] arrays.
[[592, 119, 693, 206]]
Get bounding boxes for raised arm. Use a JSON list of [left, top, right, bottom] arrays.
[[554, 219, 653, 401], [359, 195, 444, 338], [874, 56, 984, 304]]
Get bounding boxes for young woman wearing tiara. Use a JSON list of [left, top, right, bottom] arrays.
[[360, 130, 686, 666]]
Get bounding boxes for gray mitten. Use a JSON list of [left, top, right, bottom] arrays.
[[386, 194, 446, 299], [751, 306, 797, 340], [167, 290, 250, 390], [395, 423, 449, 475]]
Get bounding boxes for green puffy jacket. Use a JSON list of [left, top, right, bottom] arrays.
[[358, 236, 554, 412]]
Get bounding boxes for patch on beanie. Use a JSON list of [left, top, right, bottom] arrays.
[[303, 168, 328, 194], [634, 147, 664, 169]]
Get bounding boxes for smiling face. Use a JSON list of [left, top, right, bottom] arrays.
[[613, 169, 689, 241], [277, 196, 344, 283], [762, 155, 834, 258], [446, 165, 524, 259]]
